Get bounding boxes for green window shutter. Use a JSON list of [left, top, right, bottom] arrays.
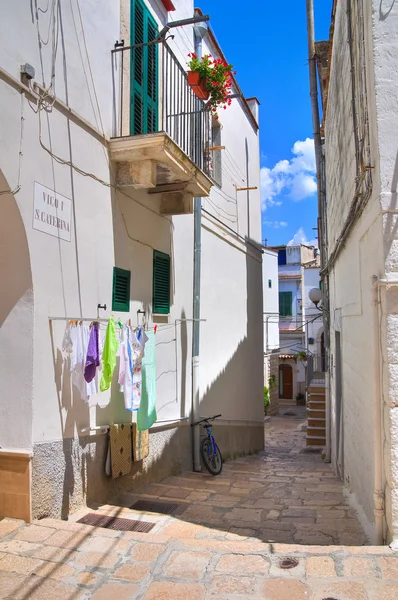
[[153, 250, 170, 314], [279, 291, 293, 317], [131, 0, 158, 135], [112, 267, 131, 312]]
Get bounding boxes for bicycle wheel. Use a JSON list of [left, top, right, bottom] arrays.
[[200, 437, 223, 475]]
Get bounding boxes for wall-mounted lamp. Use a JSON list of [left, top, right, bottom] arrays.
[[309, 287, 323, 311]]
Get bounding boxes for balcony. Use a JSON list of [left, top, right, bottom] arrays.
[[110, 39, 213, 214]]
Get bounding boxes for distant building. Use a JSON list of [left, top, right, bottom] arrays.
[[269, 244, 322, 409], [263, 247, 279, 414]]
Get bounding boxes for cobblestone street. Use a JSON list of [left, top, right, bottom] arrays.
[[0, 410, 397, 599]]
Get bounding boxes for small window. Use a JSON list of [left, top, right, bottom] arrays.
[[279, 291, 293, 317], [211, 121, 222, 186], [319, 280, 322, 290], [268, 279, 272, 288], [153, 250, 170, 314], [278, 249, 287, 265], [112, 267, 131, 312]]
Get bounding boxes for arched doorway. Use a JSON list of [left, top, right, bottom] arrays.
[[279, 364, 293, 399], [0, 170, 34, 521]]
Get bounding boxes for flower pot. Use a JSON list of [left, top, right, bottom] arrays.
[[187, 71, 210, 100]]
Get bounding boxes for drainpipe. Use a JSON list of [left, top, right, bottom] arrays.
[[191, 19, 208, 472]]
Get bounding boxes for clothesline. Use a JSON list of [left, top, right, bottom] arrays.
[[49, 317, 207, 330]]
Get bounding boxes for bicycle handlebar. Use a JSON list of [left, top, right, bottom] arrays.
[[191, 414, 222, 427]]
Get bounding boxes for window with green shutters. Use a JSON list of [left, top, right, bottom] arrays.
[[152, 250, 170, 314], [279, 291, 293, 317], [131, 0, 158, 135], [112, 267, 131, 312]]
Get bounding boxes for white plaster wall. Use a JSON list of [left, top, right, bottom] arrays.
[[0, 0, 119, 448], [263, 249, 279, 352], [286, 246, 301, 265], [324, 0, 386, 539], [0, 0, 263, 454], [371, 0, 398, 542], [200, 219, 263, 423], [303, 267, 323, 351]]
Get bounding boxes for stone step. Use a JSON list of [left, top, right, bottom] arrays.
[[308, 417, 326, 427], [308, 402, 325, 411], [307, 386, 326, 393], [307, 426, 326, 437], [306, 435, 326, 447], [307, 393, 325, 400]]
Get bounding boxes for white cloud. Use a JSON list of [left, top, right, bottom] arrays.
[[288, 226, 318, 248], [264, 220, 288, 229], [261, 138, 317, 210]]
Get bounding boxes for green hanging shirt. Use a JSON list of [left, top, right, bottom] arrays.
[[100, 317, 118, 392]]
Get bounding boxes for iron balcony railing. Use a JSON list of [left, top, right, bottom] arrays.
[[111, 39, 211, 176]]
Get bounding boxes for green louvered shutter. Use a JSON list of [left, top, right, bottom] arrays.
[[131, 0, 158, 135], [279, 291, 293, 317], [152, 250, 170, 314], [112, 267, 131, 312]]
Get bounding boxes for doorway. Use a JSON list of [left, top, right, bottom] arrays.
[[279, 364, 293, 399]]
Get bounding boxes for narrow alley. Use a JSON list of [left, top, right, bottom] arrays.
[[0, 411, 397, 600]]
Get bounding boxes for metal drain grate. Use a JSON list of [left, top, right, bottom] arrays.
[[131, 500, 180, 515], [279, 557, 299, 569], [77, 513, 155, 532]]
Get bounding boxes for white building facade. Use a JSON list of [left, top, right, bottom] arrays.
[[320, 0, 398, 544], [269, 244, 319, 405], [262, 247, 279, 413], [0, 0, 263, 521]]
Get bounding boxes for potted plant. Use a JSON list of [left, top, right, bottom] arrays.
[[264, 386, 270, 415], [187, 53, 235, 119], [296, 392, 306, 406]]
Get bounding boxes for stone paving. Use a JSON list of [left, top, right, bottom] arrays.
[[0, 407, 397, 599]]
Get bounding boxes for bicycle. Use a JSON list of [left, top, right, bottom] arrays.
[[191, 414, 223, 475]]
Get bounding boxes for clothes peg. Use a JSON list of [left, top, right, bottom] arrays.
[[154, 325, 158, 335]]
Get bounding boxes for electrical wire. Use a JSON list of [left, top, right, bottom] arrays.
[[205, 196, 237, 223], [0, 94, 24, 196], [224, 149, 246, 183], [74, 0, 105, 135]]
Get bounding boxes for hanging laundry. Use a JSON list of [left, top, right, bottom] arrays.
[[100, 317, 118, 392], [131, 326, 148, 411], [63, 322, 98, 401], [82, 323, 99, 397], [84, 322, 100, 384], [119, 325, 134, 411], [137, 330, 157, 431]]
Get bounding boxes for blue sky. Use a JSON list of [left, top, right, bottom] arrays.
[[198, 0, 333, 246]]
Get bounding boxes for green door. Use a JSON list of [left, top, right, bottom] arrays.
[[131, 0, 158, 135]]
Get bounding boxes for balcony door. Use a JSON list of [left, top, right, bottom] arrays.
[[130, 0, 158, 135]]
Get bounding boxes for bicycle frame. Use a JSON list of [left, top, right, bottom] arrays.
[[205, 425, 217, 455]]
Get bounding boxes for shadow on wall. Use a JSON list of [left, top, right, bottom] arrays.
[[32, 234, 264, 519], [0, 171, 34, 449], [199, 238, 264, 458]]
